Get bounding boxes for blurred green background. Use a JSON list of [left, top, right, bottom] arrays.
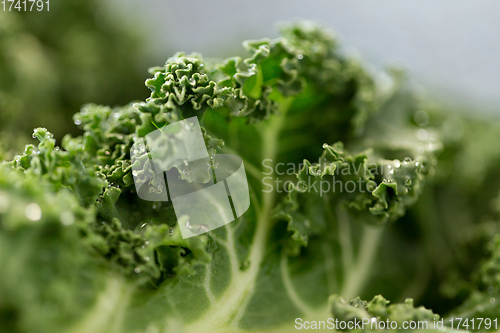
[[0, 0, 158, 155]]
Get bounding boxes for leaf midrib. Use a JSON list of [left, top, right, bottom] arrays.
[[186, 103, 290, 332]]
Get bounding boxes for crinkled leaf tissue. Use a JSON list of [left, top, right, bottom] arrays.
[[1, 22, 500, 333]]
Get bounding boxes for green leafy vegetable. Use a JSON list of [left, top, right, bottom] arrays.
[[1, 21, 500, 333]]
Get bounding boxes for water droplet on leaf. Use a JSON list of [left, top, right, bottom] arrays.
[[25, 203, 42, 221], [60, 211, 75, 226], [405, 177, 412, 186], [414, 110, 429, 126], [417, 129, 428, 141]]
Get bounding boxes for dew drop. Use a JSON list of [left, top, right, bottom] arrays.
[[168, 228, 174, 236], [104, 151, 110, 156], [74, 119, 82, 126], [60, 211, 75, 226], [140, 223, 147, 228], [488, 286, 494, 294], [404, 157, 412, 163], [144, 257, 150, 262], [188, 78, 196, 85], [414, 110, 429, 127], [417, 129, 428, 141], [405, 177, 412, 186], [297, 54, 304, 60], [134, 267, 141, 274], [491, 297, 496, 304], [25, 203, 42, 221]]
